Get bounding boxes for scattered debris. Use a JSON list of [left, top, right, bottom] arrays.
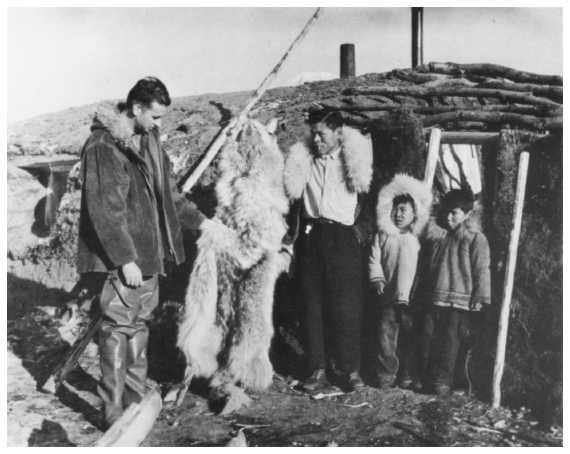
[[311, 392, 344, 401], [226, 430, 247, 447]]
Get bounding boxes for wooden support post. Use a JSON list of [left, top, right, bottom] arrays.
[[424, 128, 441, 188], [492, 151, 530, 408], [181, 7, 322, 193], [41, 308, 103, 394], [340, 43, 355, 79], [93, 385, 162, 447]]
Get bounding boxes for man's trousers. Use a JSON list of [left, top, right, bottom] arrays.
[[299, 221, 364, 375], [97, 274, 159, 426]]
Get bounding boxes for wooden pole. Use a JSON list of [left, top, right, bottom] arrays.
[[340, 44, 356, 79], [424, 128, 441, 188], [492, 150, 530, 409], [181, 7, 323, 193]]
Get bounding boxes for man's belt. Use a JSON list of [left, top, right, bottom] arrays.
[[305, 217, 339, 226]]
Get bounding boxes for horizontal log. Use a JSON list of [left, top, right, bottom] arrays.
[[438, 131, 500, 145], [478, 79, 563, 101], [426, 132, 557, 148], [391, 69, 452, 84], [343, 86, 560, 107], [422, 111, 563, 130], [317, 102, 562, 117], [428, 62, 563, 86]]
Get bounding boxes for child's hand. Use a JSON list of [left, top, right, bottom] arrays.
[[371, 280, 386, 295]]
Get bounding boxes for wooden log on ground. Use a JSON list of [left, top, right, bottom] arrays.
[[317, 102, 562, 117], [180, 7, 322, 193], [422, 111, 563, 130], [41, 307, 103, 394], [93, 385, 162, 447], [428, 62, 563, 86], [492, 151, 530, 409], [343, 86, 561, 107]]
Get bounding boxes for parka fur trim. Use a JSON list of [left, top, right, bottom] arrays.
[[425, 201, 483, 243], [376, 174, 432, 238], [283, 126, 373, 200], [91, 103, 134, 152]]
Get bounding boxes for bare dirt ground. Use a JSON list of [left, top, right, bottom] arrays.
[[6, 268, 562, 447]]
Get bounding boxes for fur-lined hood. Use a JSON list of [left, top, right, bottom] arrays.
[[426, 201, 483, 243], [283, 126, 373, 200], [376, 174, 432, 237], [90, 103, 137, 153]]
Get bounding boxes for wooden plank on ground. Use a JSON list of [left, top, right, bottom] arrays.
[[41, 308, 103, 394], [93, 385, 162, 447]]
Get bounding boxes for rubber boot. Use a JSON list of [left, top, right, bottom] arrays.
[[122, 321, 150, 409], [97, 323, 128, 429]]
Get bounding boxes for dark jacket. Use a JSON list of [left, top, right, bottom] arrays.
[[283, 126, 381, 246], [424, 216, 491, 311], [77, 105, 206, 275]]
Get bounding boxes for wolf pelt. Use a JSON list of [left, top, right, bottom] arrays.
[[176, 118, 290, 413]]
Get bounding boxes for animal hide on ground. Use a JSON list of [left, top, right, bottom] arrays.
[[176, 118, 290, 413]]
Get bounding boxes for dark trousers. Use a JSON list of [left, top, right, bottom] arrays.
[[428, 306, 470, 387], [97, 274, 159, 425], [300, 222, 363, 374], [377, 303, 413, 377]]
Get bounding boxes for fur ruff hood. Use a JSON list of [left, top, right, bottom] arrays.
[[376, 174, 432, 237], [426, 202, 483, 243], [283, 126, 373, 200], [90, 103, 136, 153]]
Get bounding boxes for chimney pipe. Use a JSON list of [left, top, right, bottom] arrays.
[[340, 44, 355, 79], [411, 7, 424, 67]]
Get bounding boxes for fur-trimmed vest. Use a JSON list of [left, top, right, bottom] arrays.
[[77, 104, 205, 275], [424, 215, 491, 311], [283, 126, 380, 245], [369, 174, 432, 304]]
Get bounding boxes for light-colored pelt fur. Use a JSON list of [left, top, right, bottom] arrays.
[[283, 126, 373, 200], [176, 118, 290, 413], [376, 173, 432, 237]]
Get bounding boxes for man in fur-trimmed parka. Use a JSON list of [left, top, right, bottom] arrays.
[[283, 110, 381, 392], [78, 77, 206, 428], [368, 174, 432, 388]]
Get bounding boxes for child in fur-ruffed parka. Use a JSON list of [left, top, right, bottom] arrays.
[[422, 188, 491, 395], [368, 174, 432, 388]]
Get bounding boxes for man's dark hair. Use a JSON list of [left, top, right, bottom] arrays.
[[393, 193, 416, 211], [441, 188, 474, 214], [125, 77, 171, 110], [307, 109, 344, 130]]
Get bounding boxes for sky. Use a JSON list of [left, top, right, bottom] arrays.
[[6, 7, 564, 123]]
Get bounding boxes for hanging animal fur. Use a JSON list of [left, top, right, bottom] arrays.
[[175, 118, 291, 414]]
